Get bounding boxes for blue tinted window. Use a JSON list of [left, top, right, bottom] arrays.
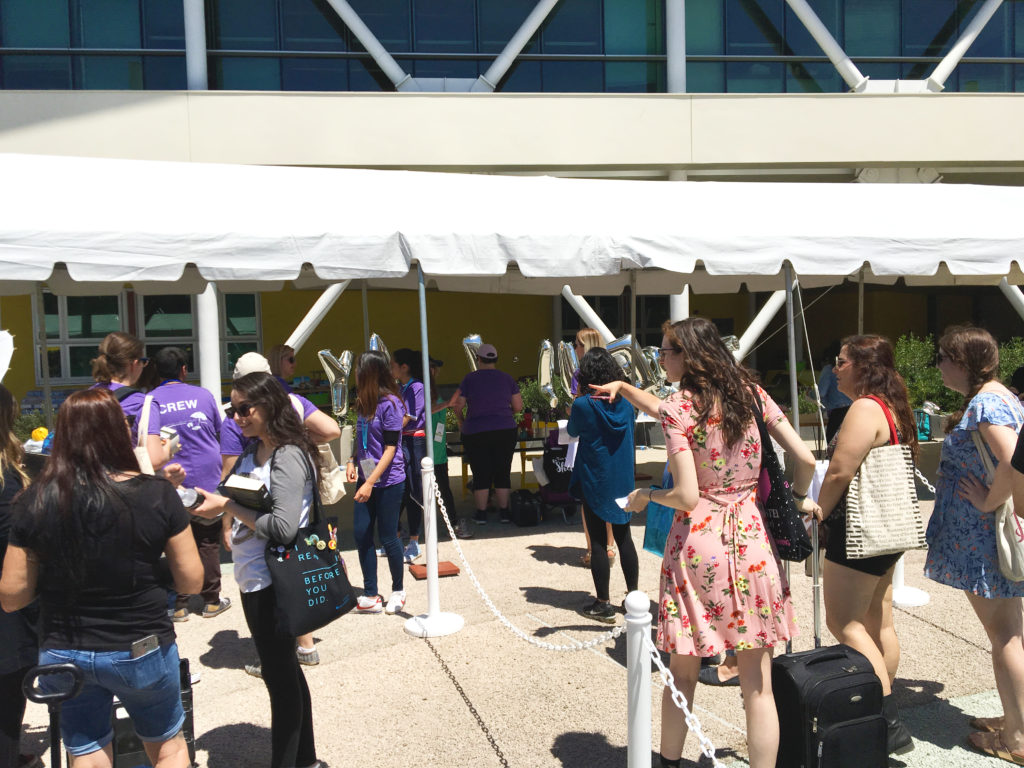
[[542, 0, 602, 54], [542, 60, 603, 91], [785, 61, 841, 93], [496, 59, 541, 91], [144, 55, 187, 88], [282, 57, 347, 90], [143, 0, 185, 48], [478, 0, 538, 54], [1017, 5, 1024, 56], [605, 0, 664, 55], [76, 55, 144, 88], [281, 0, 347, 51], [412, 58, 477, 79], [348, 57, 392, 90], [1017, 64, 1024, 92], [0, 54, 72, 88], [726, 60, 782, 92], [687, 61, 724, 92], [844, 0, 898, 56], [215, 57, 281, 89], [783, 0, 838, 56], [415, 0, 475, 52], [2, 0, 70, 46], [687, 0, 724, 55], [72, 0, 140, 48], [211, 0, 278, 50], [961, 2, 1009, 57], [958, 62, 1011, 93], [726, 0, 783, 55], [858, 61, 898, 82], [605, 61, 664, 92], [902, 0, 955, 57], [348, 0, 410, 49]]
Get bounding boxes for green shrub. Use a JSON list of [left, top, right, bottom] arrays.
[[999, 337, 1024, 384], [893, 333, 960, 412], [13, 411, 48, 443]]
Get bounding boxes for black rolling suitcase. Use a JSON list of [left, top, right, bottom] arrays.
[[772, 525, 887, 768], [112, 658, 197, 767]]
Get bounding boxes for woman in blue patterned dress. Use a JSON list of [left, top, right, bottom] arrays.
[[924, 326, 1024, 763]]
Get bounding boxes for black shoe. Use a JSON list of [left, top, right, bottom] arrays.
[[499, 508, 512, 524], [473, 510, 487, 525], [698, 664, 740, 687], [883, 694, 914, 755], [579, 599, 617, 624]]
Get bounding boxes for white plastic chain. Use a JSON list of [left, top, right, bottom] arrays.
[[915, 467, 936, 494], [644, 635, 726, 768], [431, 478, 624, 651]]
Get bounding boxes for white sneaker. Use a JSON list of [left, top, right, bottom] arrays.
[[356, 594, 383, 613], [403, 540, 421, 563], [385, 590, 407, 615]]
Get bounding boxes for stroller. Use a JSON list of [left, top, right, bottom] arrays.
[[533, 430, 577, 523]]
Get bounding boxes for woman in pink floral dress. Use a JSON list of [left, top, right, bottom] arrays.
[[593, 318, 820, 768]]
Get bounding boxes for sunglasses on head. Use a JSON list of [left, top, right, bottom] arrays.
[[225, 402, 254, 419]]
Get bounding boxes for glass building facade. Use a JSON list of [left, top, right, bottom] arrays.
[[1, 0, 1024, 93]]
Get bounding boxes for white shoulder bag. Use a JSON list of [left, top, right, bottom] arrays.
[[289, 394, 346, 505], [134, 394, 156, 475], [971, 429, 1024, 582]]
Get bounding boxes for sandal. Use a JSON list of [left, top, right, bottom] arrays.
[[968, 730, 1024, 764], [607, 547, 617, 565], [580, 551, 592, 567], [970, 715, 1005, 733]]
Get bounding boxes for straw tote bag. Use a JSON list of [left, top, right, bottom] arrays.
[[844, 396, 927, 559], [971, 429, 1024, 581]]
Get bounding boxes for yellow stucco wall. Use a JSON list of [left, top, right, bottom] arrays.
[[0, 295, 37, 402]]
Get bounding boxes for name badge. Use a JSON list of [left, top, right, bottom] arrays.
[[434, 420, 446, 443], [360, 458, 377, 479]]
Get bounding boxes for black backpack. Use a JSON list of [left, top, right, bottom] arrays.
[[509, 489, 542, 527]]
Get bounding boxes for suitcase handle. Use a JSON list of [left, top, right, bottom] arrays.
[[22, 663, 84, 705], [803, 649, 854, 666]]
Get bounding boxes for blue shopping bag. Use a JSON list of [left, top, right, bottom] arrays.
[[643, 464, 675, 557]]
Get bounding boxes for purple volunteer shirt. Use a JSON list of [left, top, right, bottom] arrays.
[[93, 382, 161, 445], [401, 379, 425, 433], [458, 369, 520, 435], [355, 394, 406, 488], [150, 380, 223, 493], [220, 392, 319, 456]]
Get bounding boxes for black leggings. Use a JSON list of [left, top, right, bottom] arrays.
[[0, 666, 30, 767], [241, 586, 317, 768], [463, 428, 517, 494], [582, 502, 639, 602], [434, 461, 457, 531]]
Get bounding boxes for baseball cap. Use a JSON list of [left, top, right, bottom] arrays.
[[234, 352, 271, 379], [476, 344, 498, 362], [429, 357, 444, 368]]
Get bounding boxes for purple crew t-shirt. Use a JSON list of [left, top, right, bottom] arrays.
[[220, 392, 318, 456], [458, 369, 520, 435], [93, 382, 161, 445], [355, 394, 405, 488], [150, 381, 223, 493], [401, 379, 425, 433]]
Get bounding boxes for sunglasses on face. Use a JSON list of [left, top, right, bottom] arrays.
[[658, 347, 679, 356], [835, 356, 850, 368], [285, 356, 295, 364], [225, 402, 254, 419], [935, 351, 950, 365]]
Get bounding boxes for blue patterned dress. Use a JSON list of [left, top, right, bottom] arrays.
[[924, 391, 1024, 598]]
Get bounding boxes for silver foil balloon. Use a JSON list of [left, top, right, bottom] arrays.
[[537, 340, 558, 408], [462, 333, 482, 372], [556, 340, 578, 397], [368, 333, 390, 364], [317, 349, 352, 418]]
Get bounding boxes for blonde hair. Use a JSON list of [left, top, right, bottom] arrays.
[[575, 328, 604, 355], [0, 384, 29, 491]]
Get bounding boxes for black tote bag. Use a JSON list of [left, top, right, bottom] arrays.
[[264, 450, 357, 636], [750, 389, 813, 562]]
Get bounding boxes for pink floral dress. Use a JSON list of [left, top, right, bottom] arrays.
[[656, 386, 798, 656]]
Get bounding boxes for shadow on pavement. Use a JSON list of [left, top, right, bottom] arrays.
[[527, 543, 585, 566], [550, 731, 627, 767], [199, 629, 254, 671], [197, 721, 270, 767], [521, 584, 594, 611]]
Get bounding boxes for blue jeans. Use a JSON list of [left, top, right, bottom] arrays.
[[353, 481, 405, 596], [38, 643, 185, 756]]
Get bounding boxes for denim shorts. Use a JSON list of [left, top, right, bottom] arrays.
[[38, 643, 185, 756]]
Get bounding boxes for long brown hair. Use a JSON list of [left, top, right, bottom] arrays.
[[939, 325, 1000, 432], [0, 384, 29, 491], [231, 372, 324, 491], [664, 317, 759, 447], [91, 331, 144, 384], [355, 350, 401, 419], [841, 334, 919, 461]]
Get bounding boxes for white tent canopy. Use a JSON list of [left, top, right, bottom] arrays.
[[2, 153, 1024, 294]]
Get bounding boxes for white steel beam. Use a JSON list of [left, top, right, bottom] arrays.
[[999, 278, 1024, 322], [735, 290, 788, 362], [475, 0, 562, 91], [927, 0, 1005, 92], [285, 281, 351, 353], [322, 0, 411, 90], [561, 285, 615, 343], [197, 282, 222, 401], [665, 0, 686, 94], [183, 0, 208, 90], [784, 0, 867, 92]]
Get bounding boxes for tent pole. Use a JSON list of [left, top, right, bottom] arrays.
[[34, 287, 54, 429], [197, 282, 222, 403], [858, 268, 865, 334], [785, 265, 800, 431], [405, 263, 464, 640], [284, 281, 350, 353], [361, 283, 370, 349]]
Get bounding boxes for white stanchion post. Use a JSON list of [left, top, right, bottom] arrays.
[[625, 590, 652, 768], [892, 554, 930, 607], [405, 457, 465, 638]]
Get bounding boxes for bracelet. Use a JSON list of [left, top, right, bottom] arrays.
[[648, 488, 655, 503], [791, 490, 808, 501]]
